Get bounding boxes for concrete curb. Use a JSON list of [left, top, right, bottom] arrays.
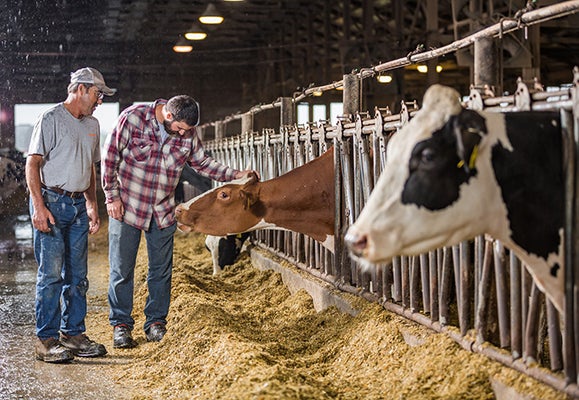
[[250, 247, 359, 317]]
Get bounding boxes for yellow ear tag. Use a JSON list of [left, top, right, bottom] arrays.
[[457, 160, 465, 169], [468, 144, 479, 169]]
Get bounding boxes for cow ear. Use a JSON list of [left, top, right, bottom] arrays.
[[453, 110, 486, 172], [239, 188, 259, 209]]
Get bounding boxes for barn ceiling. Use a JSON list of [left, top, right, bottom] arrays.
[[1, 0, 578, 123]]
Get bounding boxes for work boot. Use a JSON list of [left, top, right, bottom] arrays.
[[35, 337, 74, 363], [145, 322, 167, 342], [60, 333, 107, 357], [113, 324, 138, 348]]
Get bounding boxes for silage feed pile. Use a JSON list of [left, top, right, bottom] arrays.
[[85, 226, 566, 400]]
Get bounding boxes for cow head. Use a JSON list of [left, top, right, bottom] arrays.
[[345, 84, 504, 264], [175, 172, 265, 235]]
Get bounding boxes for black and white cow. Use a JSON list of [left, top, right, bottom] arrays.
[[345, 84, 565, 312], [205, 232, 251, 275]]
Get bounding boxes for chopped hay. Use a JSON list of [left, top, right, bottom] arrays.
[[85, 223, 567, 400]]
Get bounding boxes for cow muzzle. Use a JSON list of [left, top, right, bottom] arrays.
[[344, 229, 368, 258]]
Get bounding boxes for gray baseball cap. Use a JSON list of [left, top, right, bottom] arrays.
[[70, 67, 117, 96]]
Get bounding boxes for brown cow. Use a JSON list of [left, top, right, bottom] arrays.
[[175, 148, 335, 251]]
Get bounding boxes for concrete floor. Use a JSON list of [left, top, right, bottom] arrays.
[[0, 214, 122, 400]]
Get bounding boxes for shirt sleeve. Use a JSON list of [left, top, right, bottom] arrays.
[[101, 110, 131, 203], [186, 132, 240, 182], [28, 111, 56, 157]]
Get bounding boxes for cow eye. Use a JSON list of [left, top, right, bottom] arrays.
[[421, 148, 435, 163], [218, 190, 230, 200]]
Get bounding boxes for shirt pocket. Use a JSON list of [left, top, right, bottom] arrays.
[[128, 139, 154, 162], [166, 144, 190, 167]]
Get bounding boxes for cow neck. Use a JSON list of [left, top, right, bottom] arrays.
[[255, 150, 335, 241]]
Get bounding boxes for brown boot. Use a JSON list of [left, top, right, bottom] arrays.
[[35, 337, 74, 363], [60, 333, 107, 357]]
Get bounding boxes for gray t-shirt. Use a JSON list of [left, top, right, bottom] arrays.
[[28, 103, 101, 192]]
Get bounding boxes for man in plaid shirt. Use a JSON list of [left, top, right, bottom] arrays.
[[101, 95, 254, 348]]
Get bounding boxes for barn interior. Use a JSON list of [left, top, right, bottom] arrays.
[[2, 0, 578, 142], [2, 1, 579, 398]]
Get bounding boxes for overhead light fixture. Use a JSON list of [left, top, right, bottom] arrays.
[[184, 23, 207, 40], [312, 90, 323, 97], [416, 65, 443, 73], [377, 73, 393, 84], [173, 38, 192, 53], [199, 3, 223, 25]]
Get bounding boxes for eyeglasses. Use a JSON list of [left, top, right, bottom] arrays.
[[87, 86, 104, 100]]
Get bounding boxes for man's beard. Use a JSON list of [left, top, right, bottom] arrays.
[[163, 120, 181, 136]]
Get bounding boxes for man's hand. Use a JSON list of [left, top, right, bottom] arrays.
[[31, 204, 55, 233], [106, 199, 125, 221], [86, 202, 100, 234], [235, 169, 260, 181]]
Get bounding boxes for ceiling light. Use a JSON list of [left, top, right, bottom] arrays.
[[199, 3, 223, 25], [173, 38, 192, 53], [377, 74, 393, 84], [184, 23, 207, 40], [312, 90, 323, 97], [416, 65, 443, 73]]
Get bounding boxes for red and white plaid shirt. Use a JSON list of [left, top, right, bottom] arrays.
[[101, 99, 238, 230]]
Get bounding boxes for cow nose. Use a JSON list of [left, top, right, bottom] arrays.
[[344, 230, 367, 257]]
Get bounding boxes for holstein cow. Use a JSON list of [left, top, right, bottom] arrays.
[[345, 84, 566, 312], [175, 148, 335, 267], [204, 232, 252, 274]]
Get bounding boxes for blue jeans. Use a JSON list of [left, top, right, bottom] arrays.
[[31, 189, 89, 339], [108, 217, 176, 332]]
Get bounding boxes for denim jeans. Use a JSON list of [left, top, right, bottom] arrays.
[[31, 189, 89, 339], [108, 217, 176, 332]]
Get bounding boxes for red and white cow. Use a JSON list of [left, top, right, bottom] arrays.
[[345, 84, 565, 312], [176, 147, 335, 254]]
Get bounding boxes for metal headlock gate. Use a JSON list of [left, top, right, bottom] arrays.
[[190, 2, 579, 397]]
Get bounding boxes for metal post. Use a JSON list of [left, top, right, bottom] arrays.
[[241, 112, 253, 135], [343, 73, 360, 118], [215, 121, 225, 140], [474, 37, 497, 90], [279, 97, 294, 126]]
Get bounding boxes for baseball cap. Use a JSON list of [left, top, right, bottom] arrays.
[[69, 67, 117, 96]]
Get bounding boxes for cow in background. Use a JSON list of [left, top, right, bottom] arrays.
[[205, 232, 251, 275], [175, 148, 335, 253], [345, 84, 566, 312]]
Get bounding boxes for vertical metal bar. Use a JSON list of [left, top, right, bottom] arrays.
[[510, 251, 522, 359], [475, 239, 492, 344], [563, 81, 579, 385], [392, 257, 401, 303], [401, 256, 409, 308], [547, 300, 563, 372], [429, 250, 439, 322], [493, 240, 510, 348], [410, 256, 421, 313], [524, 283, 541, 364], [459, 241, 471, 336], [420, 254, 431, 314]]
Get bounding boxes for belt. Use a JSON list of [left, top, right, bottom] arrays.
[[41, 184, 84, 199]]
